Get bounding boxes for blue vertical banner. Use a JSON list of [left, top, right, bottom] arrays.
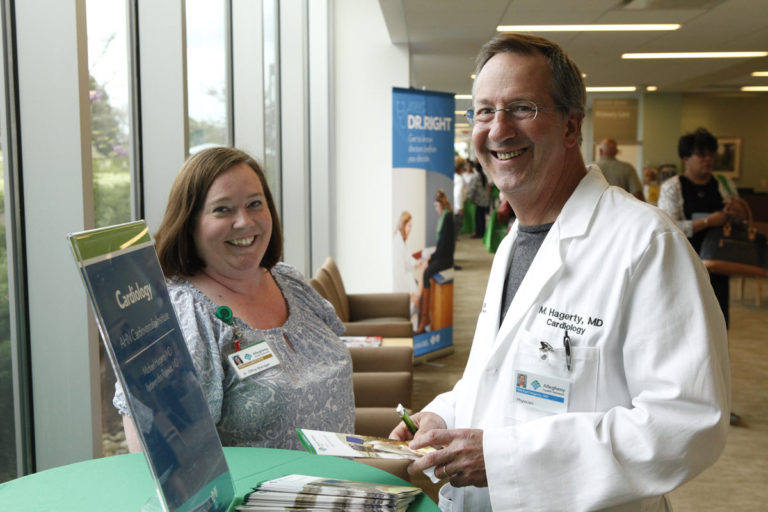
[[392, 88, 455, 175], [392, 88, 455, 359]]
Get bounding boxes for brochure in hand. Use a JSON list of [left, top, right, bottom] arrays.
[[296, 429, 436, 460], [237, 474, 422, 511], [68, 221, 235, 512]]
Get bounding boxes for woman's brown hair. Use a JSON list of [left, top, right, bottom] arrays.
[[396, 211, 412, 239]]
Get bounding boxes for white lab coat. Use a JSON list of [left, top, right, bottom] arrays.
[[423, 168, 730, 511]]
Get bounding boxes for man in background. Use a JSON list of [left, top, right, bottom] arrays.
[[596, 137, 644, 200]]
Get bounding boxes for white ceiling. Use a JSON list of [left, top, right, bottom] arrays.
[[379, 0, 768, 103]]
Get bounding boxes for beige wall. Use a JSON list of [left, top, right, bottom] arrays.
[[641, 93, 683, 171], [641, 92, 768, 191], [333, 0, 410, 292]]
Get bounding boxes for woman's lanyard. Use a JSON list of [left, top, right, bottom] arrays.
[[216, 305, 243, 351]]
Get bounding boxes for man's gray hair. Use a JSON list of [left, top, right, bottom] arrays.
[[472, 33, 586, 121]]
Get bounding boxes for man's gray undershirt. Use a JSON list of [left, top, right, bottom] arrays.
[[500, 222, 554, 326]]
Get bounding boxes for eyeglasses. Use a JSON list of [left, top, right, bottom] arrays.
[[465, 100, 561, 125]]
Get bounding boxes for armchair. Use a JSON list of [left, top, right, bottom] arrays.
[[348, 345, 413, 437], [310, 257, 413, 337], [348, 344, 414, 482]]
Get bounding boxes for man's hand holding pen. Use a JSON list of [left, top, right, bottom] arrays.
[[389, 411, 488, 488]]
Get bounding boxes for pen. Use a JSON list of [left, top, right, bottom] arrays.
[[396, 403, 418, 434], [563, 331, 571, 372]]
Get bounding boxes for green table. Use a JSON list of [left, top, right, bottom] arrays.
[[0, 447, 438, 511]]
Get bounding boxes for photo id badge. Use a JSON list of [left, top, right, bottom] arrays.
[[228, 341, 280, 379], [514, 370, 570, 414]]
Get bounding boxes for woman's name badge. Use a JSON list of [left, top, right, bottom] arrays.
[[514, 370, 570, 414], [228, 341, 280, 379]]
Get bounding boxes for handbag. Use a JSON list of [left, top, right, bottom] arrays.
[[699, 197, 768, 277]]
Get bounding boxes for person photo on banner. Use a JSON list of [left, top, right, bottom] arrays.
[[416, 189, 454, 334], [393, 211, 428, 331]]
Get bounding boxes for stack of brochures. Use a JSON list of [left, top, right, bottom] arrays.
[[297, 429, 436, 460], [236, 474, 422, 511]]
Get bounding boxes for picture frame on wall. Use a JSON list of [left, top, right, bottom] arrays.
[[714, 137, 741, 179]]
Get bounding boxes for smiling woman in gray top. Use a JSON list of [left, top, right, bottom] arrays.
[[114, 147, 354, 450]]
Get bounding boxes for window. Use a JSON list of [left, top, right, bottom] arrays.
[[86, 0, 133, 456], [186, 0, 229, 152], [262, 0, 281, 210], [87, 0, 132, 229]]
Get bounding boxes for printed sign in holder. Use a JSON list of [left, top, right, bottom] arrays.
[[69, 221, 236, 512], [392, 87, 455, 362]]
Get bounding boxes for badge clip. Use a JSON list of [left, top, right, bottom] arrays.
[[539, 341, 554, 360], [216, 305, 242, 351]]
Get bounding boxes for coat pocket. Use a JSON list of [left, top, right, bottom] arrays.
[[437, 484, 456, 512], [506, 329, 599, 423]]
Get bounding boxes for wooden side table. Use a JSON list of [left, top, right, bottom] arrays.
[[429, 278, 453, 331]]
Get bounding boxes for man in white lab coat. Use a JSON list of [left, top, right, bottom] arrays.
[[391, 33, 730, 511]]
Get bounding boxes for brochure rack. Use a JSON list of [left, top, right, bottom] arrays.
[[68, 221, 236, 512]]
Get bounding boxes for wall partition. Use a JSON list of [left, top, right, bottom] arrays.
[[138, 0, 188, 233], [16, 0, 100, 471]]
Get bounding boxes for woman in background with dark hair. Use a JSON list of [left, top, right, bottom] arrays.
[[658, 127, 741, 424], [416, 189, 454, 333], [658, 128, 740, 326], [115, 147, 354, 450]]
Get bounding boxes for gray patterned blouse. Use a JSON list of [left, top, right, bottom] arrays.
[[114, 262, 355, 450]]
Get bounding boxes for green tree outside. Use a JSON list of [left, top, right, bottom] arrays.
[[90, 74, 131, 228]]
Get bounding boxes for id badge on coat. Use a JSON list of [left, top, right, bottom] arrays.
[[514, 370, 571, 414], [227, 340, 280, 379]]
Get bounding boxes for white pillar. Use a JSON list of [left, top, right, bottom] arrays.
[[17, 0, 100, 469], [138, 0, 188, 233]]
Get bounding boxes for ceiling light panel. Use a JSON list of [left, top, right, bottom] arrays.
[[623, 51, 768, 59], [586, 86, 638, 92], [498, 24, 680, 31]]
